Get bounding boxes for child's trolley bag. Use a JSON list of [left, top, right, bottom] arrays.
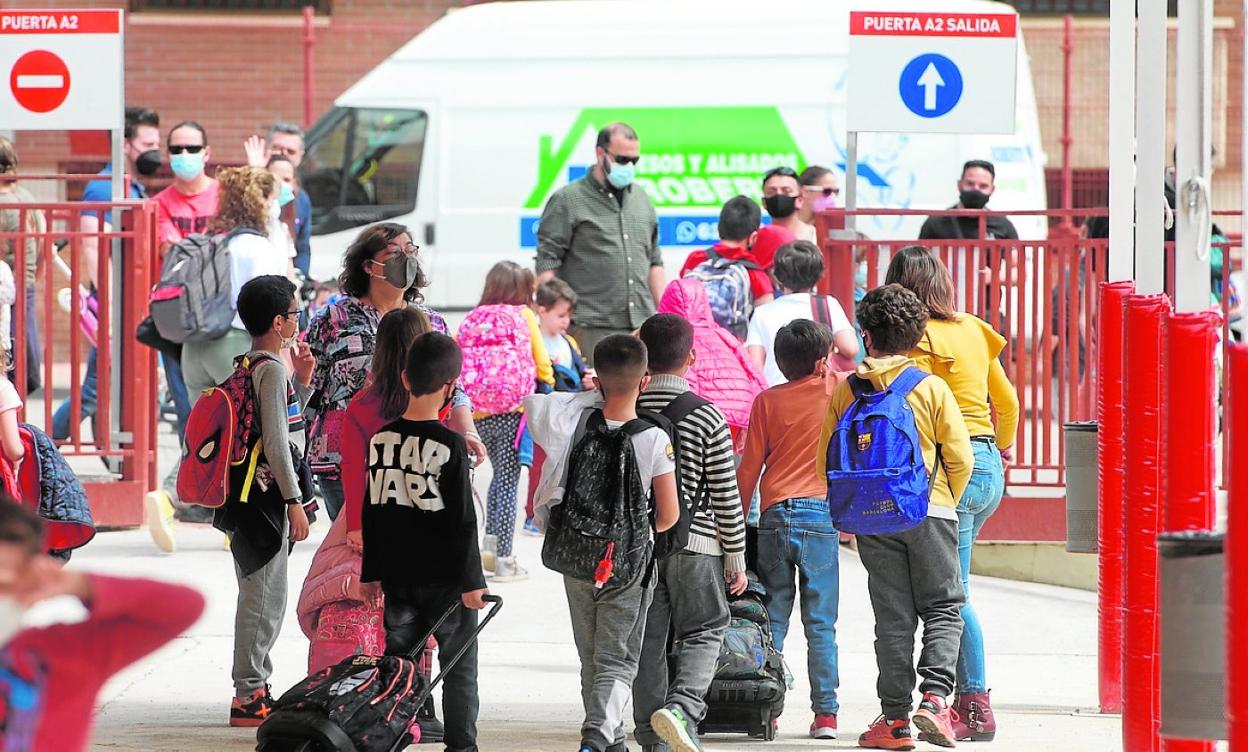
[[256, 595, 502, 752], [698, 577, 786, 742]]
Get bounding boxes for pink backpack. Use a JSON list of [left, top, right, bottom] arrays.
[[457, 304, 536, 414]]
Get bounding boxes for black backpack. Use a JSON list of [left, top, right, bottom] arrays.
[[542, 408, 656, 588], [642, 392, 712, 560]]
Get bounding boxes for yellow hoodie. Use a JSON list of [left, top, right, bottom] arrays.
[[817, 355, 974, 515]]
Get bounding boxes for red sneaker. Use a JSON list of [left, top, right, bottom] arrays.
[[912, 693, 958, 748], [229, 686, 274, 727], [858, 715, 916, 750], [810, 712, 838, 739]]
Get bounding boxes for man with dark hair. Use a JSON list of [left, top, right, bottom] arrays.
[[746, 240, 857, 385], [798, 165, 840, 233], [154, 121, 219, 251], [762, 166, 816, 244], [536, 122, 663, 365], [918, 159, 1018, 241], [679, 196, 775, 338]]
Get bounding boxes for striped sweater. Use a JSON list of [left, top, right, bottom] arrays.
[[638, 374, 747, 573]]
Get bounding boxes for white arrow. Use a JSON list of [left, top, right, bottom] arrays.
[[916, 62, 945, 111]]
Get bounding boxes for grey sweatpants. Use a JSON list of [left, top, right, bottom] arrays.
[[232, 517, 289, 697], [856, 516, 964, 719], [565, 571, 654, 752], [632, 552, 729, 746]]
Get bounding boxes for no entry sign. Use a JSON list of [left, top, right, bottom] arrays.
[[847, 9, 1018, 135], [0, 9, 123, 130]]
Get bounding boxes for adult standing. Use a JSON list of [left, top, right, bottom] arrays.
[[303, 222, 486, 521], [884, 246, 1019, 743], [535, 123, 663, 363], [762, 166, 816, 245], [54, 106, 161, 441], [797, 165, 840, 237], [0, 137, 47, 395], [917, 159, 1017, 242], [246, 123, 312, 277]]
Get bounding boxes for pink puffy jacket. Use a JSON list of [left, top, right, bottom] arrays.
[[297, 514, 376, 642], [656, 279, 767, 439]]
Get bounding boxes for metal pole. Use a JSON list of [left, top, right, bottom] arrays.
[[108, 9, 126, 469], [845, 130, 858, 233], [1134, 0, 1168, 294], [303, 5, 316, 129], [1108, 0, 1136, 282], [1174, 0, 1214, 313], [1060, 14, 1074, 234]]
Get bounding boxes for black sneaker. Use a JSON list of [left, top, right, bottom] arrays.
[[416, 696, 444, 743], [229, 685, 274, 727]]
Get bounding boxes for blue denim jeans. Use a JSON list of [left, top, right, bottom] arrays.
[[52, 346, 97, 441], [756, 497, 840, 714], [956, 440, 1006, 694], [162, 354, 191, 440], [318, 476, 344, 521]]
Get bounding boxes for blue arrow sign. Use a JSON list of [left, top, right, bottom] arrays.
[[898, 53, 963, 118]]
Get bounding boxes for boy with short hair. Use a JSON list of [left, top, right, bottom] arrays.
[[680, 195, 776, 338], [361, 332, 489, 752], [216, 274, 316, 725], [737, 318, 843, 739], [633, 313, 748, 752], [525, 334, 680, 752], [818, 284, 973, 749]]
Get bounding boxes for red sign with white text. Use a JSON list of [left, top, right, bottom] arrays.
[[850, 12, 1017, 38], [0, 10, 120, 34]]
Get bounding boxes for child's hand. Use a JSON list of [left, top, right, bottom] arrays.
[[1000, 446, 1015, 469], [290, 340, 316, 387], [726, 570, 748, 596], [287, 503, 310, 542], [581, 369, 597, 391], [358, 580, 383, 610], [461, 588, 489, 610], [346, 529, 364, 553], [463, 432, 487, 467]]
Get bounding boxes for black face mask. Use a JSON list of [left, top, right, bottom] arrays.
[[134, 149, 162, 177], [764, 194, 797, 219], [959, 189, 990, 210]]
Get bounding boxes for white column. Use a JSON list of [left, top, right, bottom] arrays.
[[1174, 0, 1214, 312], [1108, 0, 1136, 281], [1134, 0, 1168, 294]]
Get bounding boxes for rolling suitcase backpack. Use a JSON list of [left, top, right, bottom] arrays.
[[256, 595, 502, 752]]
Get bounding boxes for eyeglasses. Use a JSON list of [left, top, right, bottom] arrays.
[[283, 310, 300, 318], [803, 185, 840, 197], [383, 242, 420, 257], [606, 152, 640, 166], [168, 145, 205, 155], [763, 166, 799, 181]]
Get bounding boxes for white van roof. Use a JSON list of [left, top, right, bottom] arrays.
[[338, 0, 1021, 104]]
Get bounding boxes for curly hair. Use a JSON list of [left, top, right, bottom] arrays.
[[857, 283, 929, 356], [338, 222, 427, 304], [210, 166, 276, 235]]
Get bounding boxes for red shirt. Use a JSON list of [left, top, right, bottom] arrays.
[[680, 243, 774, 300], [3, 575, 205, 751], [342, 388, 393, 533], [154, 179, 220, 244]]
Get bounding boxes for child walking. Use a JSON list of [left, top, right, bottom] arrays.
[[457, 261, 553, 581], [737, 319, 842, 739], [525, 335, 680, 752], [633, 314, 749, 752], [818, 284, 973, 749], [361, 332, 489, 752], [212, 274, 315, 726]]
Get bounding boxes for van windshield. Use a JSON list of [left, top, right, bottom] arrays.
[[301, 107, 428, 236]]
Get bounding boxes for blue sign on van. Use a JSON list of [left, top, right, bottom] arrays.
[[898, 53, 963, 118], [519, 215, 726, 249]]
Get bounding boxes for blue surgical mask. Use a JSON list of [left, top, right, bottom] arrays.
[[169, 151, 205, 182], [607, 161, 636, 190], [279, 181, 295, 207], [854, 262, 868, 289]]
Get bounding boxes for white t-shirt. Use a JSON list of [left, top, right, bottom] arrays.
[[604, 419, 676, 490], [746, 292, 853, 387], [0, 376, 20, 415], [229, 232, 290, 331], [543, 332, 575, 369]]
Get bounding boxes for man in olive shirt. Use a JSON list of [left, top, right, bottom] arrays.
[[536, 123, 665, 363]]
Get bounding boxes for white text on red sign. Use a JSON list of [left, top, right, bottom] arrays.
[[0, 11, 120, 35], [849, 12, 1017, 38]]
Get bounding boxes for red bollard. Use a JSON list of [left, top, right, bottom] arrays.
[[1097, 280, 1133, 714], [1159, 310, 1220, 752], [1228, 344, 1248, 751], [1123, 293, 1171, 752]]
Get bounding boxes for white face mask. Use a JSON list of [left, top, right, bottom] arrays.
[[0, 596, 26, 646]]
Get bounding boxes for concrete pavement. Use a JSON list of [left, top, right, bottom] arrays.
[[74, 515, 1121, 751]]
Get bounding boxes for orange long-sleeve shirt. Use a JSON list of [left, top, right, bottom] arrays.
[[737, 375, 830, 516]]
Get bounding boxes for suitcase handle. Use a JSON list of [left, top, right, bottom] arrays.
[[413, 594, 503, 701]]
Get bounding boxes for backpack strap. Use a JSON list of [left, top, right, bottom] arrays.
[[704, 247, 760, 271], [810, 295, 833, 327], [886, 366, 929, 398], [847, 374, 874, 399], [659, 391, 710, 426]]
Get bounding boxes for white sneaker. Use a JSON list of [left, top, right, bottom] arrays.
[[492, 556, 529, 582], [481, 534, 498, 573], [143, 490, 176, 554]]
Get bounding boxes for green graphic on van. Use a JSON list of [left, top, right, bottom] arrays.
[[524, 107, 807, 210]]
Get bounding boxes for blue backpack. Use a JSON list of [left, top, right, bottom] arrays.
[[686, 249, 758, 340], [824, 367, 940, 535]]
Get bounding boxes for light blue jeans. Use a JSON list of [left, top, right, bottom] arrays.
[[756, 497, 840, 714], [956, 440, 1006, 694]]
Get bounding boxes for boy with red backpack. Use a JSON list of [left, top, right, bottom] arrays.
[[679, 196, 775, 341], [179, 274, 316, 726], [818, 284, 973, 749], [456, 261, 553, 582]]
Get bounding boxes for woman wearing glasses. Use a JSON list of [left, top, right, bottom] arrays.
[[303, 222, 487, 523], [797, 165, 841, 240], [152, 121, 220, 254]]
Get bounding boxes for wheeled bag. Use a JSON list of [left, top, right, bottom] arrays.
[[698, 579, 786, 741]]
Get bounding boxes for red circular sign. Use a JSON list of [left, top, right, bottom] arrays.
[[9, 50, 70, 114]]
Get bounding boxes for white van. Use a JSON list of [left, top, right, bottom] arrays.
[[302, 0, 1047, 310]]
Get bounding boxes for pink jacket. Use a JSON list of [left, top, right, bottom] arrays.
[[656, 279, 767, 437], [297, 514, 373, 640]]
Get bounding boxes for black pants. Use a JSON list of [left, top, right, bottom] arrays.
[[383, 583, 480, 752]]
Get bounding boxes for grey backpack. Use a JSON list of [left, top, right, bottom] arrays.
[[149, 227, 261, 344]]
